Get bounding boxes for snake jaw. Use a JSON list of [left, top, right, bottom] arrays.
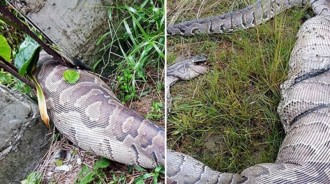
[[167, 55, 208, 81], [184, 59, 208, 80]]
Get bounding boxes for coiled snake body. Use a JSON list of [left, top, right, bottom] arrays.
[[167, 0, 330, 183], [36, 54, 164, 168]]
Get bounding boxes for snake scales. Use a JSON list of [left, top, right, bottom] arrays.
[[36, 53, 164, 169], [167, 0, 330, 183]]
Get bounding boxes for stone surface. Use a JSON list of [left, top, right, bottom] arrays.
[[0, 85, 50, 184], [9, 0, 111, 65]]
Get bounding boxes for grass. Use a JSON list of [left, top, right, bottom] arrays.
[[95, 0, 165, 104], [1, 0, 164, 183], [74, 158, 164, 184], [167, 0, 310, 173], [0, 19, 33, 95]]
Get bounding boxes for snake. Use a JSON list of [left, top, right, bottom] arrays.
[[166, 55, 208, 112], [36, 52, 165, 169], [167, 0, 330, 183]]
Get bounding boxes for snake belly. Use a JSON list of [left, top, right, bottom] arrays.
[[36, 54, 164, 168]]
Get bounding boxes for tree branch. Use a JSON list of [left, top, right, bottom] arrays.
[[0, 56, 35, 89], [0, 5, 72, 67], [3, 57, 19, 71]]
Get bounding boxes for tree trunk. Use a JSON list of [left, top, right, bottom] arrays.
[[8, 0, 112, 65]]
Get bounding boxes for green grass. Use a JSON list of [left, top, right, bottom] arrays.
[[1, 1, 164, 183], [0, 70, 32, 94], [74, 158, 164, 184], [95, 0, 165, 103], [0, 18, 32, 95], [167, 0, 309, 173], [21, 172, 42, 184]]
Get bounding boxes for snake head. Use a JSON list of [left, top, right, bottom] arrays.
[[167, 55, 208, 81]]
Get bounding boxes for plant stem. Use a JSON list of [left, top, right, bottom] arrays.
[[0, 56, 35, 89], [0, 5, 71, 67]]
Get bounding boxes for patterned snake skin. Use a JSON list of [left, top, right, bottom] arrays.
[[168, 0, 310, 35], [166, 55, 208, 111], [36, 53, 164, 168], [167, 0, 330, 183]]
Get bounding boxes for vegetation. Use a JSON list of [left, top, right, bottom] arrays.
[[74, 158, 164, 184], [74, 158, 112, 184], [21, 172, 42, 184], [95, 0, 165, 104], [0, 0, 164, 183], [167, 0, 310, 173], [0, 19, 32, 95]]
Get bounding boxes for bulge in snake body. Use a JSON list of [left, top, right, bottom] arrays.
[[36, 57, 164, 168]]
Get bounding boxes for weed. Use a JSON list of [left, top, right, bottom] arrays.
[[95, 0, 165, 103], [0, 17, 33, 95], [167, 0, 307, 173], [108, 174, 127, 184], [146, 101, 164, 120], [133, 165, 164, 184], [21, 172, 42, 184], [0, 18, 24, 53], [74, 158, 164, 184], [0, 70, 32, 94], [75, 158, 110, 184]]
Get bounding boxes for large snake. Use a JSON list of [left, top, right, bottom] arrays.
[[167, 0, 330, 183], [36, 53, 164, 169]]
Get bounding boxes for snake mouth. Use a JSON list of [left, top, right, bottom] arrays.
[[195, 61, 208, 67], [193, 60, 208, 65], [191, 55, 208, 65]]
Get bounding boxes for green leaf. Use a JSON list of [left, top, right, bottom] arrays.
[[134, 177, 144, 184], [80, 172, 94, 184], [127, 165, 134, 174], [94, 157, 110, 170], [0, 34, 11, 61], [55, 159, 63, 166], [75, 165, 94, 184], [81, 165, 91, 175], [14, 36, 41, 76], [96, 32, 110, 45], [134, 165, 146, 172], [0, 70, 14, 84], [63, 69, 80, 84], [154, 166, 163, 174], [21, 172, 42, 184], [142, 173, 153, 179]]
